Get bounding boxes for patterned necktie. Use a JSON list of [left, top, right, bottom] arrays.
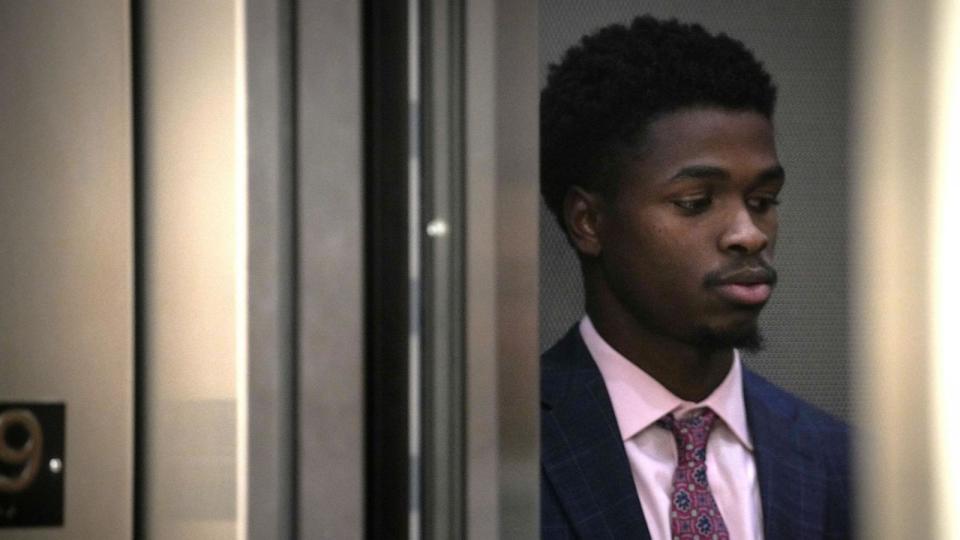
[[658, 409, 730, 540]]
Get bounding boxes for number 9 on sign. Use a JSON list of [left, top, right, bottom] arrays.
[[0, 410, 43, 493]]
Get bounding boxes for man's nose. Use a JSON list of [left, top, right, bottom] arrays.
[[719, 206, 769, 255]]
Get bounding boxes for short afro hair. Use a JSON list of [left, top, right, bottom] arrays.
[[540, 15, 777, 230]]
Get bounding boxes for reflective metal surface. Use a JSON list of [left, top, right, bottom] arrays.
[[420, 0, 467, 538]]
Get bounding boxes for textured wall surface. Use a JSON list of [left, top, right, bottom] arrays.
[[539, 0, 852, 421]]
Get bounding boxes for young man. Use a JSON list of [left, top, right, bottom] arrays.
[[539, 16, 851, 539]]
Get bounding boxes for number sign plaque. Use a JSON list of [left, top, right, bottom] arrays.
[[0, 403, 65, 527]]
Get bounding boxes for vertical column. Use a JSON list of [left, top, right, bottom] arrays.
[[364, 0, 413, 537], [928, 0, 960, 536], [136, 2, 245, 538], [464, 0, 539, 537], [245, 0, 297, 538], [853, 0, 960, 537], [420, 0, 467, 537], [295, 0, 365, 538]]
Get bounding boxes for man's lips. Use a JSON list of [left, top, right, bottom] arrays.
[[714, 283, 773, 305], [705, 265, 777, 306]]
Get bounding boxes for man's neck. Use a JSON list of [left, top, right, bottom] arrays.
[[585, 305, 733, 403]]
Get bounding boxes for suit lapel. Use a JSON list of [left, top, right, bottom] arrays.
[[743, 371, 825, 539], [541, 327, 651, 540]]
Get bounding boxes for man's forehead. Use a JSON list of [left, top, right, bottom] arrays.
[[629, 108, 778, 168]]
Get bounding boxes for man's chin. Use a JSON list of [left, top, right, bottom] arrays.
[[692, 323, 764, 353]]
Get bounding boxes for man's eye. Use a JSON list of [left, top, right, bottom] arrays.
[[747, 195, 781, 211], [673, 197, 712, 212]]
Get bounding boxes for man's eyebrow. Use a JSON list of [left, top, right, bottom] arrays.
[[668, 164, 786, 182], [669, 165, 729, 181], [758, 164, 786, 183]]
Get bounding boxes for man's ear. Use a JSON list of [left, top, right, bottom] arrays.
[[563, 186, 604, 257]]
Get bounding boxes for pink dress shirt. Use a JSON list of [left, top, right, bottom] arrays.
[[580, 316, 764, 540]]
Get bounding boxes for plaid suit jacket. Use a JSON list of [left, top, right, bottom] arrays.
[[541, 326, 851, 539]]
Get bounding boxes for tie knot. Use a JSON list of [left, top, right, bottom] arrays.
[[658, 409, 718, 462]]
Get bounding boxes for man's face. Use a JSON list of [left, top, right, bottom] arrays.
[[592, 108, 783, 350]]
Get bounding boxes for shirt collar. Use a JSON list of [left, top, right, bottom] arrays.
[[579, 315, 753, 451]]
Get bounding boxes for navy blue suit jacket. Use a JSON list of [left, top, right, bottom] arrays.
[[541, 326, 851, 539]]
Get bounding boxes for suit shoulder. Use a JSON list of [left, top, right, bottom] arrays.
[[541, 323, 594, 371], [540, 324, 600, 409], [742, 368, 849, 438]]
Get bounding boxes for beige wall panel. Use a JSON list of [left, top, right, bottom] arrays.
[[0, 1, 133, 539]]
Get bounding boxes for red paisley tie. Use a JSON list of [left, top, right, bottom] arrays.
[[658, 409, 730, 540]]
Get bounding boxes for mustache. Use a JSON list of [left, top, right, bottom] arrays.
[[703, 259, 778, 288]]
